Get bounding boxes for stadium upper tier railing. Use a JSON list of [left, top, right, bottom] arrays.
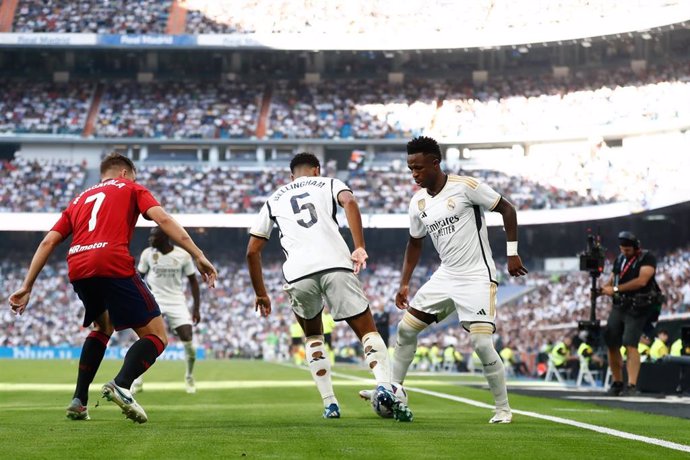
[[0, 0, 688, 50]]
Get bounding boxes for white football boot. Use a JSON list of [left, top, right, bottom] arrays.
[[489, 408, 512, 424], [102, 380, 148, 424], [185, 375, 197, 394]]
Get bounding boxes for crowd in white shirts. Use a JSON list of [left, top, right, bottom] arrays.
[[0, 157, 87, 212]]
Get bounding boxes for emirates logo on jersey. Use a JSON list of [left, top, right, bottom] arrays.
[[447, 198, 456, 211], [418, 199, 426, 211]]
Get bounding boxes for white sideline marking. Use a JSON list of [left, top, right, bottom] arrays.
[[332, 371, 690, 454]]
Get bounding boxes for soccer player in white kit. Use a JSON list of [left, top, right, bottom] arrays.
[[392, 136, 528, 424], [135, 227, 201, 394], [246, 152, 412, 421]]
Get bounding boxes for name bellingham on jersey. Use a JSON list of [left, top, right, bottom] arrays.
[[409, 175, 501, 281], [250, 176, 354, 283]]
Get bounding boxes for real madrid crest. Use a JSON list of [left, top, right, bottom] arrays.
[[447, 198, 455, 211], [152, 253, 159, 264], [418, 199, 426, 211]]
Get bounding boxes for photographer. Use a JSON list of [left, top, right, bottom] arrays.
[[600, 231, 662, 397]]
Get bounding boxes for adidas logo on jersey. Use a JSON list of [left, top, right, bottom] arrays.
[[476, 309, 487, 315]]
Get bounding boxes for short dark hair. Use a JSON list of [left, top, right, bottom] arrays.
[[290, 152, 320, 173], [406, 136, 441, 161], [100, 152, 135, 175]]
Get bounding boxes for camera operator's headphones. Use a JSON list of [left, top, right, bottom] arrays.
[[618, 230, 640, 249]]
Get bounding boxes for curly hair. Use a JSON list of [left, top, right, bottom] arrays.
[[290, 152, 321, 173], [406, 136, 441, 161]]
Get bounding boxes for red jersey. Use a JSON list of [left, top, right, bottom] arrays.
[[51, 178, 160, 281]]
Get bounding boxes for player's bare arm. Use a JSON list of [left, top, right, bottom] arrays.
[[188, 274, 201, 324], [601, 266, 655, 296], [337, 190, 367, 274], [8, 230, 64, 315], [145, 206, 217, 287], [246, 235, 272, 317], [396, 236, 424, 310], [492, 197, 528, 277]]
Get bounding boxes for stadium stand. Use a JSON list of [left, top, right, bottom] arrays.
[[95, 81, 262, 139], [2, 145, 682, 214], [12, 0, 171, 33], [2, 247, 688, 363], [184, 7, 238, 34], [0, 82, 91, 135], [0, 157, 636, 214], [1, 62, 688, 140], [10, 0, 674, 35], [267, 79, 438, 139], [0, 157, 87, 212], [135, 165, 289, 214]]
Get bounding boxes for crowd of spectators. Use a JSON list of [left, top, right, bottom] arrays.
[[205, 0, 676, 37], [184, 5, 238, 34], [13, 0, 171, 33], [1, 151, 681, 214], [347, 160, 617, 214], [2, 246, 688, 363], [0, 82, 91, 135], [1, 62, 688, 141], [96, 81, 262, 139], [268, 62, 690, 140], [266, 79, 438, 139], [0, 157, 87, 212], [135, 165, 289, 214], [433, 64, 690, 139]]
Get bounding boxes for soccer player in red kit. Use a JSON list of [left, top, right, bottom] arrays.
[[8, 153, 217, 423]]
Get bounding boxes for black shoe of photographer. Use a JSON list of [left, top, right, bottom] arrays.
[[606, 381, 624, 396], [621, 384, 642, 397]]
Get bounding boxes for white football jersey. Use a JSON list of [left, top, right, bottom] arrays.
[[409, 175, 501, 281], [250, 175, 354, 283], [138, 246, 196, 307]]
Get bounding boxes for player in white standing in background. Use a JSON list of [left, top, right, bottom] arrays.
[[135, 227, 201, 394], [246, 152, 412, 421], [361, 136, 528, 424]]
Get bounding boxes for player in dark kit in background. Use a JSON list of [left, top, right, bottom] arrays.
[[8, 153, 217, 424]]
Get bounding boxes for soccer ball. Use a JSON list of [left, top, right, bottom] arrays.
[[371, 384, 408, 418]]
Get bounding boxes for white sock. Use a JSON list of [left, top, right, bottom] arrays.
[[470, 325, 509, 410], [183, 340, 196, 377], [306, 335, 337, 407], [362, 332, 392, 391], [392, 313, 427, 384]]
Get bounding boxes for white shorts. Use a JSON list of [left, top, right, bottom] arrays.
[[410, 268, 498, 332], [160, 303, 193, 330], [283, 270, 369, 321]]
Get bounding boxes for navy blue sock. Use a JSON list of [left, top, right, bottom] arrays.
[[114, 335, 165, 389], [73, 331, 109, 405]]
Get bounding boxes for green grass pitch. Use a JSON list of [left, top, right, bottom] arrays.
[[0, 359, 689, 459]]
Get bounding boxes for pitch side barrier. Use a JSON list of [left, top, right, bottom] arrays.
[[538, 312, 690, 332], [0, 344, 205, 360]]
